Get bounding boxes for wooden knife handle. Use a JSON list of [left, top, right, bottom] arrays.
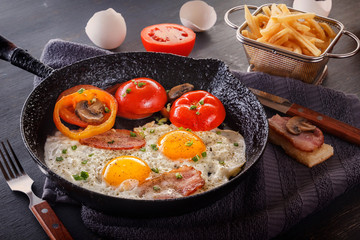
[[31, 201, 73, 240], [287, 103, 360, 146]]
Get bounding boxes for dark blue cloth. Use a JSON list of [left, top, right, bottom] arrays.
[[37, 39, 360, 240]]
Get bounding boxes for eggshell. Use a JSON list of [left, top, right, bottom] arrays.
[[179, 1, 217, 32], [293, 0, 332, 17], [85, 8, 127, 49]]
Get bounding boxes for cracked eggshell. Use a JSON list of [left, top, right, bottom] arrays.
[[179, 1, 217, 32], [85, 8, 127, 49]]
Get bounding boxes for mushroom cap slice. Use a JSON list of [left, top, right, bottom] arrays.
[[75, 99, 105, 124], [168, 83, 194, 101], [286, 116, 316, 135]]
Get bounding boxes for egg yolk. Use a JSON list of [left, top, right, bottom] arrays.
[[102, 156, 151, 187], [158, 130, 206, 160]]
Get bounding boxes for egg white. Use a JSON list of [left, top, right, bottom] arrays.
[[44, 122, 246, 199]]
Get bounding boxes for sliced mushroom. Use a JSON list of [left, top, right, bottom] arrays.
[[286, 116, 316, 135], [168, 83, 194, 101], [75, 98, 105, 124]]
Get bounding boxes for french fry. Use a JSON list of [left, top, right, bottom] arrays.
[[319, 22, 336, 38], [307, 19, 326, 40], [278, 4, 291, 14], [271, 4, 282, 16], [283, 23, 321, 56], [272, 13, 316, 23], [283, 41, 302, 54], [244, 5, 262, 38], [241, 4, 336, 57], [262, 6, 271, 17]]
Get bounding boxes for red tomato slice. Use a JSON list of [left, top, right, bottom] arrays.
[[169, 90, 226, 131], [140, 23, 196, 56], [115, 78, 168, 119]]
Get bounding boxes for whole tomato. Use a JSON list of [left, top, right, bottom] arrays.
[[169, 90, 226, 131], [115, 78, 168, 119]]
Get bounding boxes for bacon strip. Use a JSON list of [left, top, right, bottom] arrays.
[[138, 165, 205, 199], [79, 129, 145, 150], [268, 114, 323, 152]]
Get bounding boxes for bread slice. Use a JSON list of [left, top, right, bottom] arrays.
[[269, 128, 334, 168]]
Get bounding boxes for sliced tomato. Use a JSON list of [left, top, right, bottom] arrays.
[[115, 78, 168, 119], [140, 23, 196, 56], [169, 90, 226, 131], [57, 85, 102, 128]]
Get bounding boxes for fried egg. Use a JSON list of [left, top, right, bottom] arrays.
[[44, 122, 246, 199]]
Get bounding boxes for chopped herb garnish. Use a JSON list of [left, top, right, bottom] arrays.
[[62, 149, 67, 154], [196, 111, 200, 115], [56, 156, 63, 161], [219, 160, 225, 165], [151, 168, 159, 173], [186, 128, 192, 132], [175, 172, 183, 179], [81, 160, 88, 164], [104, 107, 110, 113], [140, 147, 146, 152], [88, 153, 94, 157], [185, 140, 193, 147], [216, 131, 221, 135], [157, 118, 167, 125], [137, 82, 146, 88], [126, 88, 131, 94], [71, 145, 77, 150], [73, 171, 89, 181], [153, 185, 160, 191], [130, 132, 137, 137], [189, 105, 197, 110], [199, 99, 204, 105], [192, 155, 200, 162], [178, 127, 184, 130], [150, 129, 155, 134], [201, 152, 207, 158], [143, 127, 147, 130], [77, 88, 85, 94], [151, 144, 158, 151], [217, 142, 222, 144], [234, 142, 239, 147], [107, 140, 115, 144]]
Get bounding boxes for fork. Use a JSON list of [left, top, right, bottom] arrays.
[[0, 140, 73, 240]]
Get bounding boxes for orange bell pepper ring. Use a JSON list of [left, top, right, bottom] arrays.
[[53, 89, 118, 140]]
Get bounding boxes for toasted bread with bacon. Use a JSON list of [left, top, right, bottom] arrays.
[[268, 114, 333, 167]]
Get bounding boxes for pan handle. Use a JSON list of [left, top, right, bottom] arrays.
[[0, 35, 54, 78]]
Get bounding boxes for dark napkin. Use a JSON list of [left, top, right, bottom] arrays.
[[36, 39, 360, 240]]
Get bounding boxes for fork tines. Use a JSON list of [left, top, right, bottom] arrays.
[[0, 140, 25, 180]]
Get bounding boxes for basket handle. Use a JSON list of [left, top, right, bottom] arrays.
[[224, 5, 259, 29], [325, 30, 360, 59]]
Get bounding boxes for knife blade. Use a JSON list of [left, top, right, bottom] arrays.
[[249, 87, 360, 146]]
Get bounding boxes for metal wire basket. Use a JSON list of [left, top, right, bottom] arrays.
[[225, 4, 360, 84]]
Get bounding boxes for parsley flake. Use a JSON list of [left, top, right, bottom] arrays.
[[175, 172, 183, 179], [130, 132, 137, 137], [77, 88, 85, 94], [151, 168, 159, 173], [71, 145, 77, 150], [56, 156, 63, 161], [185, 140, 193, 147]]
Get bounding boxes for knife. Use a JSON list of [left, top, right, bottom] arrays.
[[249, 87, 360, 146]]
